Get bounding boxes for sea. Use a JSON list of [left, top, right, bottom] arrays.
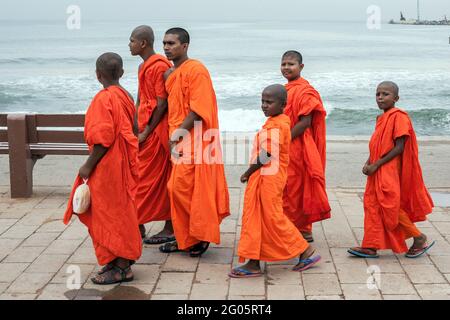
[[1, 19, 450, 135]]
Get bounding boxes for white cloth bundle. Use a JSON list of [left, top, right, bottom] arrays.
[[72, 179, 91, 214]]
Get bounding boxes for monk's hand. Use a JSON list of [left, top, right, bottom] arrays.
[[169, 139, 182, 158], [365, 163, 379, 176], [240, 173, 249, 183], [138, 132, 148, 144], [138, 126, 152, 144], [362, 164, 369, 175], [79, 163, 93, 179]]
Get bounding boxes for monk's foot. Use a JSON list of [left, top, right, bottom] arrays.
[[347, 247, 379, 258], [406, 234, 436, 258], [139, 225, 146, 239], [97, 260, 115, 275], [301, 231, 314, 243], [189, 241, 210, 257], [229, 261, 262, 278], [293, 246, 321, 271], [91, 265, 134, 285], [411, 234, 427, 250], [159, 241, 182, 253], [143, 228, 175, 245]]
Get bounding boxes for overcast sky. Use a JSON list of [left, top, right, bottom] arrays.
[[1, 0, 449, 22]]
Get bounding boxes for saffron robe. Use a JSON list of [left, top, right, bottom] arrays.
[[64, 85, 142, 265], [238, 114, 309, 263], [165, 59, 230, 250], [362, 107, 433, 253], [136, 54, 172, 224], [282, 77, 331, 232]]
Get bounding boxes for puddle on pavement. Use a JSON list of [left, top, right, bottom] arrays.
[[430, 192, 450, 207], [65, 286, 149, 300]]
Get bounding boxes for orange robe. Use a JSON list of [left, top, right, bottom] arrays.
[[362, 107, 434, 253], [238, 114, 309, 263], [136, 54, 172, 224], [165, 59, 230, 250], [282, 78, 331, 232], [64, 85, 142, 265]]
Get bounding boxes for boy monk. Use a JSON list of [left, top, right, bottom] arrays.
[[64, 53, 142, 284], [160, 27, 230, 256], [348, 81, 435, 258], [281, 50, 331, 242], [129, 25, 174, 244], [230, 84, 321, 278]]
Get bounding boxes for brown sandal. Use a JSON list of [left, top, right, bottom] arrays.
[[91, 265, 134, 285]]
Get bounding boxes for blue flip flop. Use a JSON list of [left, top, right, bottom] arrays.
[[405, 240, 436, 258], [293, 255, 321, 272], [228, 267, 263, 278], [347, 248, 379, 258]]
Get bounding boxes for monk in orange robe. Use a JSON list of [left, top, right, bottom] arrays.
[[349, 81, 435, 258], [230, 85, 321, 278], [64, 53, 142, 284], [129, 25, 174, 244], [159, 28, 230, 256], [281, 50, 331, 242]]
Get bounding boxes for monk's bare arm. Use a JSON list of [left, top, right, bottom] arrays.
[[240, 149, 271, 183], [79, 144, 109, 179], [291, 114, 312, 140], [364, 136, 406, 176], [138, 97, 168, 143]]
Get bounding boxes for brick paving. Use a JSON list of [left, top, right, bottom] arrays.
[[0, 184, 449, 300]]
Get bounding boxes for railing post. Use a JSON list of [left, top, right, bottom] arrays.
[[7, 114, 33, 198]]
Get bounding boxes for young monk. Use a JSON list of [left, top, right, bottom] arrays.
[[230, 84, 321, 278], [348, 81, 435, 258], [129, 25, 174, 244], [160, 27, 230, 256], [281, 50, 331, 242], [64, 52, 142, 284]]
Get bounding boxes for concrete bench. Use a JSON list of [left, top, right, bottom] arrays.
[[0, 113, 88, 198]]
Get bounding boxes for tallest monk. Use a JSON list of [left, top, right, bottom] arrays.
[[160, 28, 230, 256], [129, 25, 174, 244]]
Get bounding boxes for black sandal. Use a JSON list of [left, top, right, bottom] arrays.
[[159, 241, 181, 253], [189, 241, 210, 257], [91, 265, 134, 285]]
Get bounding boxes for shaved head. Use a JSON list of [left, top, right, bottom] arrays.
[[131, 25, 154, 47], [96, 52, 123, 80], [378, 81, 399, 96], [282, 50, 303, 64], [165, 27, 190, 44], [263, 84, 287, 104]]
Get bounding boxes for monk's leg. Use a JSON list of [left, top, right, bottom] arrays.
[[143, 220, 175, 244], [300, 224, 313, 242]]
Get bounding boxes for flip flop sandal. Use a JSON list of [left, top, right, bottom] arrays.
[[405, 240, 436, 258], [228, 267, 263, 278], [347, 248, 379, 258], [91, 265, 134, 285], [159, 241, 182, 253], [144, 235, 176, 245], [189, 242, 210, 257], [293, 255, 321, 272]]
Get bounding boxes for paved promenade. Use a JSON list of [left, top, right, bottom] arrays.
[[0, 138, 449, 300]]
